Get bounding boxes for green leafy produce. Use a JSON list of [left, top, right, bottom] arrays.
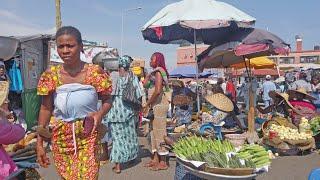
[[172, 135, 235, 160], [204, 152, 255, 168], [310, 116, 320, 136], [237, 144, 270, 168]]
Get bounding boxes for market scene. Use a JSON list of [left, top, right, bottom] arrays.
[[1, 0, 320, 179]]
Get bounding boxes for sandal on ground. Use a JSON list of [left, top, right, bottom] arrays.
[[143, 161, 157, 167], [112, 167, 121, 174], [149, 164, 168, 171], [100, 160, 109, 166]]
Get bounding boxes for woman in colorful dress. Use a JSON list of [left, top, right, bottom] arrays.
[[36, 26, 112, 180], [106, 55, 141, 174], [143, 52, 170, 171]]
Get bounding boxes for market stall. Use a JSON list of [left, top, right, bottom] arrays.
[[0, 35, 52, 130]]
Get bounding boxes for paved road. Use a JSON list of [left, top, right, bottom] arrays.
[[38, 137, 320, 180]]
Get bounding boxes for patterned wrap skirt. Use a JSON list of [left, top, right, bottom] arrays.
[[51, 119, 99, 180]]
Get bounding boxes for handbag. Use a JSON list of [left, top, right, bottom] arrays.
[[122, 72, 142, 110]]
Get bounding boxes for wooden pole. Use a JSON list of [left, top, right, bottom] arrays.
[[55, 0, 62, 30]]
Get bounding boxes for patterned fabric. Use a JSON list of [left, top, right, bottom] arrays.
[[37, 64, 112, 179], [109, 120, 139, 163], [51, 119, 99, 180], [148, 67, 169, 91], [174, 105, 192, 126], [103, 73, 141, 163]]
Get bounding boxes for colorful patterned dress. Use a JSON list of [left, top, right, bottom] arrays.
[[104, 73, 141, 163], [37, 64, 112, 180]]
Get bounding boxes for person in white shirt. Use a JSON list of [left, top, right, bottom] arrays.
[[262, 75, 277, 107]]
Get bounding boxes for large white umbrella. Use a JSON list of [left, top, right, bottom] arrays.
[[142, 0, 255, 112]]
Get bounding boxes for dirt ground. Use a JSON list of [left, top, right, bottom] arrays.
[[38, 137, 320, 180]]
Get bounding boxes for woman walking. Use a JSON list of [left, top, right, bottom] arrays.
[[106, 55, 141, 174], [36, 26, 112, 179], [143, 52, 170, 171]]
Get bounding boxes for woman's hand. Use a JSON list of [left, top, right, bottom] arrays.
[[142, 104, 150, 117], [37, 145, 50, 168], [88, 111, 103, 134]]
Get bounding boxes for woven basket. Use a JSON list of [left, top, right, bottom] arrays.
[[224, 133, 247, 147], [284, 138, 313, 146], [262, 117, 297, 135], [204, 165, 254, 176], [173, 95, 192, 106]]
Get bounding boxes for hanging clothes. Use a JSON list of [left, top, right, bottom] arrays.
[[8, 60, 23, 92]]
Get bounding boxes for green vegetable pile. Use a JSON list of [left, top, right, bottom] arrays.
[[173, 136, 234, 160], [173, 136, 256, 168], [310, 116, 320, 136], [205, 152, 255, 168], [237, 144, 270, 168]]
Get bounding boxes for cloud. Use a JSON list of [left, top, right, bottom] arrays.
[[0, 8, 55, 36]]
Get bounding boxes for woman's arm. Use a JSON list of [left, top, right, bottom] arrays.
[[37, 95, 53, 148], [145, 72, 163, 108], [90, 94, 112, 133], [36, 95, 53, 168]]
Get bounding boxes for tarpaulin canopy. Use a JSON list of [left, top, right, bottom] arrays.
[[198, 28, 290, 71], [230, 56, 276, 69]]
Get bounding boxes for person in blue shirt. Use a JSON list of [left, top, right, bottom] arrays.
[[262, 75, 277, 107]]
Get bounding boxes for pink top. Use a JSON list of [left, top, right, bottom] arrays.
[[0, 120, 25, 178]]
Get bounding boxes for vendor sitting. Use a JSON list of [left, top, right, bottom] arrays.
[[256, 91, 298, 118], [171, 80, 195, 125], [204, 93, 244, 130], [0, 81, 25, 179], [288, 88, 317, 126], [172, 94, 193, 126]]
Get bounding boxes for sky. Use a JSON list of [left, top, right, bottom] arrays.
[[1, 0, 320, 71]]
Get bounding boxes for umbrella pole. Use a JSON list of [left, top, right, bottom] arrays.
[[245, 57, 259, 143], [194, 29, 200, 113]]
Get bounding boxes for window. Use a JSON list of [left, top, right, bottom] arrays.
[[300, 56, 319, 63], [279, 57, 294, 64]]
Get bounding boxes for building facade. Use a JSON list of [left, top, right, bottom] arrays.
[[176, 44, 209, 66], [269, 36, 320, 69]]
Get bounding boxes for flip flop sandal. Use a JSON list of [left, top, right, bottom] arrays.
[[112, 167, 121, 174], [100, 160, 109, 166], [144, 161, 157, 167]]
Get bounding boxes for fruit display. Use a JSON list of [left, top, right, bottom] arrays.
[[173, 136, 234, 160], [269, 124, 312, 140], [299, 117, 311, 134], [237, 144, 271, 168], [310, 116, 320, 136]]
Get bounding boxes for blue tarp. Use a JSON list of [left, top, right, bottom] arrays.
[[169, 65, 213, 78]]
